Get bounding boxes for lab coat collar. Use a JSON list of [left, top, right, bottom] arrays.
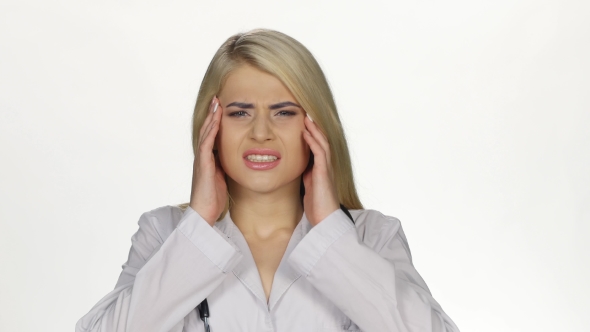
[[214, 210, 312, 311]]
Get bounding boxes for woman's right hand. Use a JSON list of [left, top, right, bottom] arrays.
[[189, 96, 227, 227]]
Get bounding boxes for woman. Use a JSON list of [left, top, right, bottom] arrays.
[[76, 29, 460, 332]]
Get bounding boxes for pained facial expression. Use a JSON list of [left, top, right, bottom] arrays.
[[215, 64, 311, 194]]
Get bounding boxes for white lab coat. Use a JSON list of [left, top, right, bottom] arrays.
[[75, 205, 460, 332]]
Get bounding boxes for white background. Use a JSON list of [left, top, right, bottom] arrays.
[[1, 1, 588, 331]]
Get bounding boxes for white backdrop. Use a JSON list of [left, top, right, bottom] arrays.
[[1, 1, 588, 331]]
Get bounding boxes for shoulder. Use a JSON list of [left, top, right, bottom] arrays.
[[346, 208, 404, 250], [137, 205, 186, 242]]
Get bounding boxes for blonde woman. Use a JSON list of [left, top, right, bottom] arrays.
[[76, 29, 460, 332]]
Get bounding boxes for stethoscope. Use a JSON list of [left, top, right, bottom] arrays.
[[196, 204, 356, 331]]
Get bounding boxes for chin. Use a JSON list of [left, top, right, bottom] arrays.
[[233, 172, 303, 194], [244, 177, 282, 193]]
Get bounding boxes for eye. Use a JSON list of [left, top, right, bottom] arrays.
[[276, 110, 297, 117], [228, 110, 249, 117]]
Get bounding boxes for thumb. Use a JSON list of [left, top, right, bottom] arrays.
[[302, 167, 312, 190], [214, 151, 225, 175]]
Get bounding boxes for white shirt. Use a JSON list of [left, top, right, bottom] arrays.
[[75, 205, 460, 332]]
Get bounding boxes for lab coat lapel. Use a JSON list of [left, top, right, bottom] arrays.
[[219, 210, 312, 310], [225, 217, 268, 305], [267, 211, 312, 311]]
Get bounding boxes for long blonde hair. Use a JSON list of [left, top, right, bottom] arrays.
[[177, 29, 363, 220]]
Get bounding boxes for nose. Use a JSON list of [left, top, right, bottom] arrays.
[[249, 112, 276, 142]]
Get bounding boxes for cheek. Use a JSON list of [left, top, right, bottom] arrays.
[[288, 131, 311, 162], [217, 121, 240, 151], [216, 125, 239, 167]]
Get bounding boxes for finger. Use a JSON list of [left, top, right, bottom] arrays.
[[199, 101, 223, 149], [202, 104, 223, 154], [214, 150, 225, 175], [304, 115, 330, 158], [199, 96, 219, 141], [197, 117, 217, 152], [213, 97, 223, 120], [200, 119, 219, 155], [304, 120, 331, 168], [303, 130, 329, 172], [302, 165, 312, 187], [304, 113, 328, 141], [198, 108, 215, 146], [209, 101, 223, 145], [206, 98, 223, 137]]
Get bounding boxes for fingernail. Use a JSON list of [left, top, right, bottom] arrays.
[[307, 113, 314, 122], [213, 101, 219, 113]]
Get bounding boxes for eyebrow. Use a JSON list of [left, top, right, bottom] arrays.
[[225, 101, 301, 110]]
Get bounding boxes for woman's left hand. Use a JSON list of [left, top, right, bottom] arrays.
[[302, 114, 340, 227]]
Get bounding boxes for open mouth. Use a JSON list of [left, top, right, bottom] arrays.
[[243, 155, 281, 170], [245, 155, 279, 162]]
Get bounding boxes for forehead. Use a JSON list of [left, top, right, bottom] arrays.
[[220, 64, 296, 102]]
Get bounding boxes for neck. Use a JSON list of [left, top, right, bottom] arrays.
[[228, 177, 303, 240]]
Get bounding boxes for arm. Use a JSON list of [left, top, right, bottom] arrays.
[[288, 209, 459, 332], [75, 207, 243, 332]]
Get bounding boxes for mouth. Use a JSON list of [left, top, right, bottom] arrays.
[[242, 148, 281, 159], [242, 149, 281, 170], [243, 156, 281, 170], [245, 154, 279, 162]]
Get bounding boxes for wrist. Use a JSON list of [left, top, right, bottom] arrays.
[[190, 203, 217, 227]]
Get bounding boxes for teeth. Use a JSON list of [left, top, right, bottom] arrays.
[[246, 154, 278, 162]]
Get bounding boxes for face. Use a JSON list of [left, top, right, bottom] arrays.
[[215, 64, 311, 195]]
